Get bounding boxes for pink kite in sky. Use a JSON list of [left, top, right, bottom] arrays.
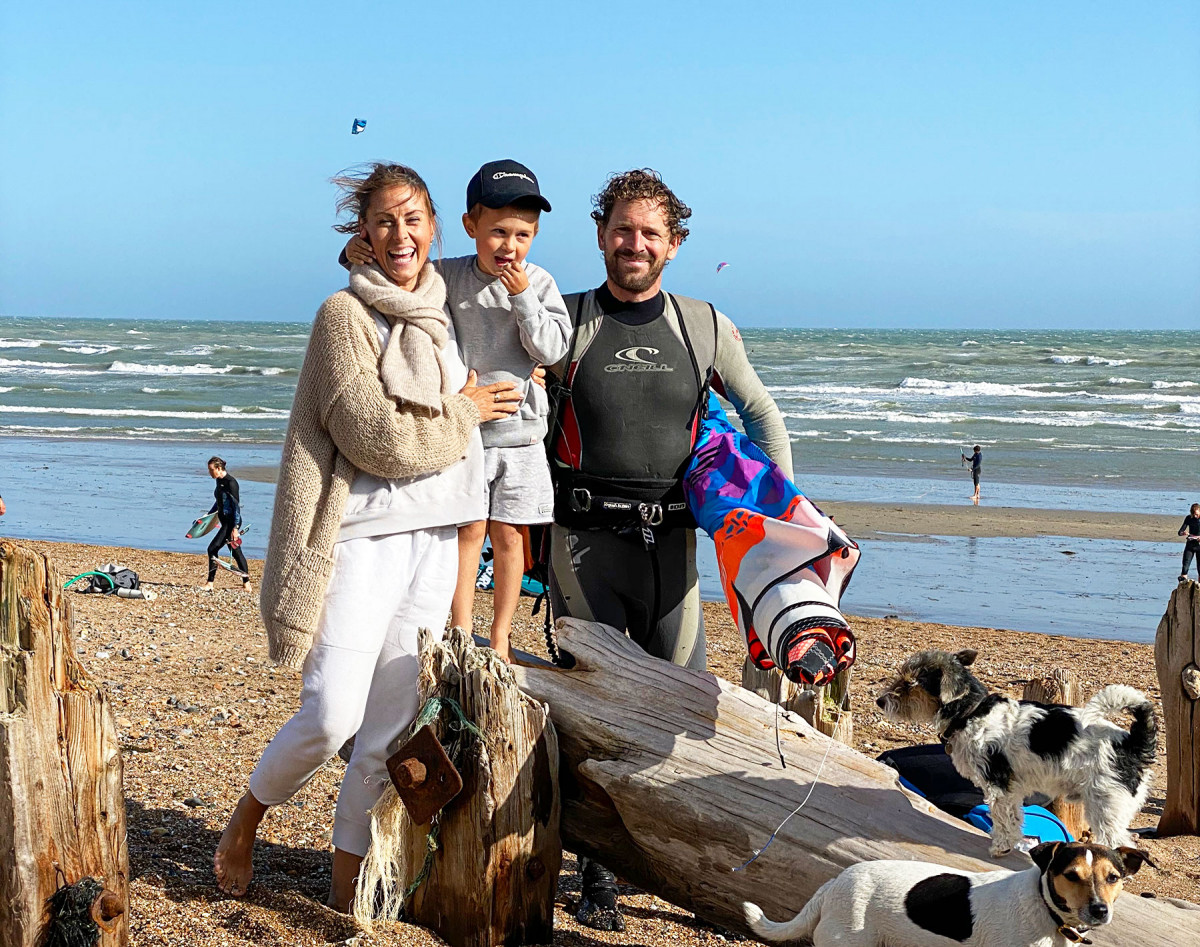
[[716, 261, 730, 273]]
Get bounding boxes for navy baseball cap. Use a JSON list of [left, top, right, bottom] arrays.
[[466, 159, 552, 213]]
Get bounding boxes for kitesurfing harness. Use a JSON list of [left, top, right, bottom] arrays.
[[547, 289, 719, 538]]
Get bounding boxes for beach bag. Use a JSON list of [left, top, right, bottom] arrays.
[[879, 744, 1074, 844], [68, 563, 141, 595]]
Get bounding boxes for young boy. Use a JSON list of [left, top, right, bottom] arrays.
[[346, 159, 569, 661]]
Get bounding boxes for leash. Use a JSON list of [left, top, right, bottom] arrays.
[[734, 668, 854, 872]]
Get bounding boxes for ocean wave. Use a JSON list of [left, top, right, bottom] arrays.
[[0, 357, 78, 369], [0, 404, 290, 420], [0, 339, 43, 349], [961, 340, 979, 346], [169, 345, 216, 357], [898, 377, 1069, 399], [1047, 355, 1085, 364], [140, 387, 164, 393], [0, 386, 14, 393], [1107, 377, 1140, 385], [1046, 354, 1132, 366], [105, 361, 292, 376], [1087, 357, 1131, 366], [1152, 380, 1197, 389], [108, 361, 231, 375], [60, 344, 120, 355]]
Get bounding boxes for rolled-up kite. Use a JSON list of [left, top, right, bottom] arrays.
[[684, 393, 860, 687]]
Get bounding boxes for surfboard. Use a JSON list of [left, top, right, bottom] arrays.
[[186, 511, 220, 539], [210, 555, 249, 578]]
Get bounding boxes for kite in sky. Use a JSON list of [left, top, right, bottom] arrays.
[[716, 261, 730, 274], [351, 118, 367, 135]]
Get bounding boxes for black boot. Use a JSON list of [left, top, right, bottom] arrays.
[[575, 857, 625, 931]]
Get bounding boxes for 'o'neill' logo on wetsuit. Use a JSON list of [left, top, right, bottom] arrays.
[[604, 346, 675, 373]]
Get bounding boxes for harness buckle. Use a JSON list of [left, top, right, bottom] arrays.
[[571, 488, 592, 512], [637, 502, 664, 527]]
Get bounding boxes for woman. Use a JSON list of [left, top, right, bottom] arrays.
[[203, 456, 251, 592], [213, 163, 521, 910]]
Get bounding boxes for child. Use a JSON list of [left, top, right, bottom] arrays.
[[346, 159, 569, 660]]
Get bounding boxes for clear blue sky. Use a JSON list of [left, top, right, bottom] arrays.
[[2, 2, 1197, 328]]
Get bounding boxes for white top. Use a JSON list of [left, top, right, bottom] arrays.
[[338, 315, 485, 541]]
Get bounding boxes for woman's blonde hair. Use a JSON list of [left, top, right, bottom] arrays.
[[331, 163, 441, 252]]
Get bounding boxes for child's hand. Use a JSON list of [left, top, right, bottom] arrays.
[[530, 364, 547, 389], [497, 259, 530, 296], [345, 235, 376, 266]]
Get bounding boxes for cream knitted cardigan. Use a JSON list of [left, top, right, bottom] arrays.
[[261, 288, 481, 669]]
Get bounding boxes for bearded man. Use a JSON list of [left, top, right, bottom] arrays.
[[545, 169, 793, 930]]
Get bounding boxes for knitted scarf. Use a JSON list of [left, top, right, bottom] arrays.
[[349, 262, 449, 413]]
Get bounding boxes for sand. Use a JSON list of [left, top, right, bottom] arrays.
[[821, 500, 1184, 543], [15, 537, 1200, 946]]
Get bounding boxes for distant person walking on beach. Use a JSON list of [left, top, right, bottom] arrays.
[[203, 457, 251, 592], [966, 445, 983, 502], [1179, 503, 1200, 582], [213, 163, 520, 911]]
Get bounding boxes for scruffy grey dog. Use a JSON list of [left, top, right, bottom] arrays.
[[744, 840, 1155, 947], [876, 649, 1157, 857]]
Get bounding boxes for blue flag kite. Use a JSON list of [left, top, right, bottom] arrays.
[[351, 118, 367, 135]]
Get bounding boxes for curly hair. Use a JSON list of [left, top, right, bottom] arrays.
[[330, 163, 440, 243], [590, 169, 691, 242]]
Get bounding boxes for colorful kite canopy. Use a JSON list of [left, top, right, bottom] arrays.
[[716, 261, 730, 273], [684, 392, 860, 686], [351, 118, 367, 135]]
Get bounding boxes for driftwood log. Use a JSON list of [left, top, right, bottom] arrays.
[[740, 658, 853, 745], [1023, 669, 1088, 840], [514, 617, 1200, 945], [0, 540, 128, 946], [1155, 579, 1199, 837], [356, 627, 560, 947]]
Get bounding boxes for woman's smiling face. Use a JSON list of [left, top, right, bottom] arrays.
[[361, 185, 434, 290]]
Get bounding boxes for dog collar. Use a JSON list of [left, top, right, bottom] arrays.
[[938, 693, 1003, 744], [1039, 874, 1092, 945]]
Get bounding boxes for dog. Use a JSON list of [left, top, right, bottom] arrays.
[[875, 649, 1157, 856], [744, 840, 1155, 946]]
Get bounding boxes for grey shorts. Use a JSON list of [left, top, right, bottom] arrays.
[[481, 444, 554, 525]]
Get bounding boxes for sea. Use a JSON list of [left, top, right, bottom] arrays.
[[3, 316, 1198, 643]]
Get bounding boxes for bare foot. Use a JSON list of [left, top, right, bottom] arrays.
[[214, 791, 268, 896], [243, 582, 253, 594], [201, 583, 214, 592]]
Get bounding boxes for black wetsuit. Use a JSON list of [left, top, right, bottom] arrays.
[[1180, 514, 1200, 579], [970, 451, 982, 486], [207, 474, 249, 582], [549, 285, 707, 670]]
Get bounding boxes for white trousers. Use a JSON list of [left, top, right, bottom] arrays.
[[249, 527, 457, 856]]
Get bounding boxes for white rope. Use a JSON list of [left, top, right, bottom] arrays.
[[734, 668, 854, 872]]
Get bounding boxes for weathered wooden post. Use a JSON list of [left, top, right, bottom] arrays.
[[1155, 579, 1199, 837], [1023, 669, 1088, 839], [355, 628, 560, 947], [0, 540, 128, 947], [741, 657, 853, 744]]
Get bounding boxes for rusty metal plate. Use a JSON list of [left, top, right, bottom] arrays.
[[385, 724, 463, 824]]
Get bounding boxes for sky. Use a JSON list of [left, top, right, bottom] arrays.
[[1, 2, 1198, 328]]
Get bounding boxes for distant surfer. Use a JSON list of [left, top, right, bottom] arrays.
[[203, 457, 250, 592], [1179, 502, 1200, 582], [964, 445, 982, 502]]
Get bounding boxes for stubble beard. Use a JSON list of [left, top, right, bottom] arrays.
[[604, 248, 666, 295]]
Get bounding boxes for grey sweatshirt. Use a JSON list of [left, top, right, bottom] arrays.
[[438, 255, 570, 449]]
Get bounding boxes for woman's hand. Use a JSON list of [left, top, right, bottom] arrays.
[[530, 364, 547, 390], [460, 371, 522, 422], [345, 235, 376, 266]]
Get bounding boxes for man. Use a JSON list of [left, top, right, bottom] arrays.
[[545, 169, 791, 930]]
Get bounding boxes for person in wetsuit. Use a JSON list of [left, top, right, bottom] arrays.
[[968, 445, 982, 502], [544, 169, 791, 931], [1180, 502, 1200, 582], [204, 456, 251, 591]]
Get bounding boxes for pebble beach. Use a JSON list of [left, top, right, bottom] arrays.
[[17, 538, 1199, 947]]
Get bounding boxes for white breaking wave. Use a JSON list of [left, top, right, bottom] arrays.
[[140, 387, 164, 393], [898, 377, 1069, 399], [170, 345, 216, 356], [961, 340, 980, 346], [0, 404, 289, 420], [1152, 380, 1197, 389], [0, 386, 15, 393], [108, 361, 231, 375], [1048, 355, 1084, 364], [0, 339, 43, 349], [1087, 356, 1131, 366], [1107, 377, 1140, 385], [61, 344, 120, 355], [0, 357, 77, 369]]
